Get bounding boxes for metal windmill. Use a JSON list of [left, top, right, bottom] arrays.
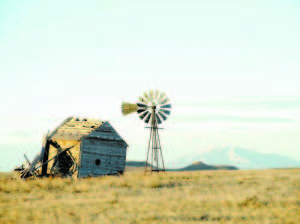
[[121, 90, 171, 173]]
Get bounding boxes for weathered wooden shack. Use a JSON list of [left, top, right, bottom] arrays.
[[41, 117, 128, 178]]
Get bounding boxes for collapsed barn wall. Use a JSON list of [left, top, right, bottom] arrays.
[[47, 140, 80, 177]]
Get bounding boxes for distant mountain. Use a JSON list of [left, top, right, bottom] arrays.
[[178, 161, 238, 171], [125, 161, 238, 171], [190, 147, 300, 169]]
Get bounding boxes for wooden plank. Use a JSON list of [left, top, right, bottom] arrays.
[[80, 159, 125, 167], [82, 150, 126, 158], [79, 168, 112, 175], [81, 161, 125, 168], [50, 117, 103, 141], [82, 141, 127, 151], [48, 117, 73, 139], [83, 138, 125, 145], [83, 148, 126, 157], [41, 140, 50, 176]]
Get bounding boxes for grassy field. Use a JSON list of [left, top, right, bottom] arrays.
[[0, 169, 299, 224]]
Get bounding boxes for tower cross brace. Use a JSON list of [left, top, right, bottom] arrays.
[[144, 106, 165, 173]]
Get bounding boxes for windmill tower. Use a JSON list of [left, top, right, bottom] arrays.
[[121, 90, 171, 173]]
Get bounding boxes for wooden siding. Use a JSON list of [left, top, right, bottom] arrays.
[[87, 121, 128, 146], [79, 140, 127, 177], [78, 122, 128, 177]]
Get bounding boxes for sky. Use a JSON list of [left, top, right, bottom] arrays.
[[0, 0, 299, 171]]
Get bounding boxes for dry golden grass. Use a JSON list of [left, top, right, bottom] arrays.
[[0, 169, 299, 223]]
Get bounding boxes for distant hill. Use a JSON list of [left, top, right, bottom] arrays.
[[177, 161, 238, 171], [188, 147, 300, 169], [125, 161, 238, 171], [125, 161, 153, 171], [126, 161, 152, 168]]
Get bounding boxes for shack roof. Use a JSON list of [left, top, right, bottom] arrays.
[[49, 117, 104, 141]]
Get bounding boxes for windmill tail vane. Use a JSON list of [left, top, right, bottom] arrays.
[[121, 102, 138, 115]]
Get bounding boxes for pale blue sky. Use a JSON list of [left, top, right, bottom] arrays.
[[0, 1, 299, 170]]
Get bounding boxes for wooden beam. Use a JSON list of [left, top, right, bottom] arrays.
[[24, 154, 31, 166], [41, 140, 50, 176]]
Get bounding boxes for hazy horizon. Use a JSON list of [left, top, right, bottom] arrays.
[[1, 96, 299, 171]]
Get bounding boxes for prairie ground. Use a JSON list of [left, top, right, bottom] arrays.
[[0, 169, 299, 224]]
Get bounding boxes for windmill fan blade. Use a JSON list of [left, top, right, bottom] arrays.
[[139, 96, 149, 104], [137, 108, 146, 114], [160, 97, 170, 105], [139, 111, 149, 120], [158, 111, 168, 121], [160, 104, 171, 109], [144, 113, 152, 124], [155, 90, 160, 100], [144, 92, 151, 102], [149, 90, 155, 101], [157, 92, 166, 103], [156, 114, 162, 124], [137, 103, 148, 108], [121, 102, 138, 115], [160, 109, 171, 116]]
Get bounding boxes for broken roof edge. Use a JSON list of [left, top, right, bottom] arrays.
[[48, 116, 104, 142], [47, 117, 128, 147], [87, 121, 129, 147], [107, 121, 129, 147], [48, 116, 73, 139]]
